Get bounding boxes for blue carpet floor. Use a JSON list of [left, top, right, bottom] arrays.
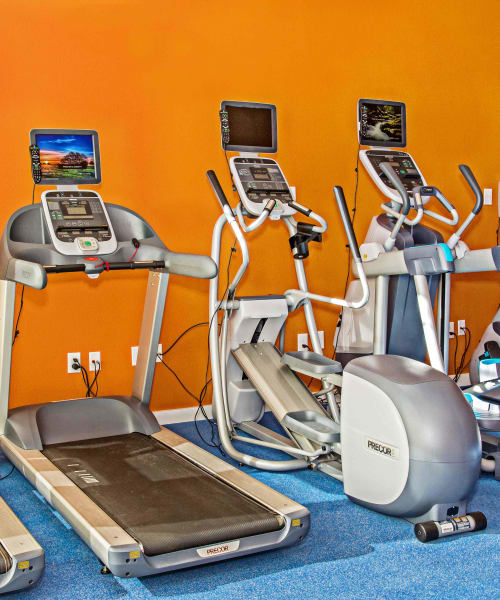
[[0, 416, 498, 600]]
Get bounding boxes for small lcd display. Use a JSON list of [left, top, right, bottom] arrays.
[[66, 206, 87, 215], [221, 101, 277, 152], [36, 133, 96, 180], [359, 100, 406, 147], [251, 167, 271, 181]]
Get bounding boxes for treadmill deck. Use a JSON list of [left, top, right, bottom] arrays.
[[42, 432, 282, 556]]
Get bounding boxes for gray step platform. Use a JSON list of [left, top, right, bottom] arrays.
[[232, 343, 339, 443]]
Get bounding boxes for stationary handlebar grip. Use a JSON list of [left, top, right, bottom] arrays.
[[206, 170, 230, 209], [459, 164, 483, 215], [333, 186, 361, 261], [380, 162, 411, 216]]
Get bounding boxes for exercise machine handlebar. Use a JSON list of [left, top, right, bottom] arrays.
[[285, 186, 369, 311], [206, 169, 231, 210], [333, 186, 361, 261], [379, 162, 413, 251], [447, 164, 484, 249], [459, 164, 483, 215]]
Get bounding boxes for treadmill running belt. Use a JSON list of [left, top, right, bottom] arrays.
[[42, 433, 282, 556]]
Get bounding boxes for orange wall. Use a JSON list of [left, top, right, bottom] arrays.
[[1, 0, 499, 411]]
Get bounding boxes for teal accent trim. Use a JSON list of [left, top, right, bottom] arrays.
[[438, 242, 454, 262], [480, 358, 500, 365]]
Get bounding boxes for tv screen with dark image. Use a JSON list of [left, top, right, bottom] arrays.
[[221, 101, 277, 152], [359, 100, 406, 147], [226, 106, 273, 149]]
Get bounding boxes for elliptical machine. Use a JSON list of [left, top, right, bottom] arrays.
[[337, 99, 500, 476], [208, 100, 486, 541]]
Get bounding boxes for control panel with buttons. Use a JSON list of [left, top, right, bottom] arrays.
[[359, 149, 427, 206], [41, 190, 118, 255], [230, 157, 296, 217]]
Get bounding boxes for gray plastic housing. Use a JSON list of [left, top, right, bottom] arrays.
[[5, 396, 161, 451], [343, 354, 481, 521], [0, 203, 216, 286]]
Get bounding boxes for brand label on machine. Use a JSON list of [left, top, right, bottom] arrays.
[[196, 540, 240, 558], [365, 437, 399, 460]]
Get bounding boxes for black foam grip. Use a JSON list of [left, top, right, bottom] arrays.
[[44, 264, 86, 273], [459, 164, 483, 215], [289, 201, 312, 217], [206, 170, 230, 209], [333, 186, 361, 261]]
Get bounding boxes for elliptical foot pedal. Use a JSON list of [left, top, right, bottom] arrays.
[[282, 410, 340, 444], [282, 351, 342, 378], [414, 511, 487, 543]]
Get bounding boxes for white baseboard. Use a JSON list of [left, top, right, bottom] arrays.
[[154, 373, 471, 425], [154, 404, 213, 425], [455, 373, 471, 386]]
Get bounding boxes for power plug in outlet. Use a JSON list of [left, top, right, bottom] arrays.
[[131, 344, 163, 366], [67, 352, 81, 373], [89, 351, 101, 371], [449, 322, 455, 338], [297, 333, 308, 351], [458, 320, 466, 336]]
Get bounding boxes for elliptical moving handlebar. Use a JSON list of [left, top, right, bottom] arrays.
[[333, 186, 361, 262], [447, 164, 484, 249], [380, 162, 411, 216], [459, 164, 483, 215]]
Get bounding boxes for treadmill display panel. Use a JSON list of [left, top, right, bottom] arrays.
[[44, 190, 112, 243], [359, 100, 406, 148]]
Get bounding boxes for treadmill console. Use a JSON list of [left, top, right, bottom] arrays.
[[360, 149, 426, 205], [42, 190, 117, 255], [230, 157, 295, 217]]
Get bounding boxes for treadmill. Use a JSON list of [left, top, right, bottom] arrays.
[[0, 129, 309, 578]]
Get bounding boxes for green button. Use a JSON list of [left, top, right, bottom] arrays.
[[85, 241, 92, 246]]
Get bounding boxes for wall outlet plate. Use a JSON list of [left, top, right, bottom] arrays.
[[67, 352, 81, 374], [458, 319, 466, 336], [89, 351, 101, 371], [131, 344, 163, 366], [297, 333, 308, 351]]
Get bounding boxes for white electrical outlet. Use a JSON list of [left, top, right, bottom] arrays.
[[483, 188, 493, 206], [318, 330, 325, 349], [131, 344, 163, 366], [89, 351, 101, 372], [458, 320, 466, 336], [449, 321, 455, 338], [67, 352, 81, 374], [297, 333, 308, 351]]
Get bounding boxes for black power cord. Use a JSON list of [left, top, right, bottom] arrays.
[[155, 240, 237, 455], [451, 326, 472, 383], [72, 358, 101, 397], [12, 183, 36, 348], [0, 464, 14, 481]]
